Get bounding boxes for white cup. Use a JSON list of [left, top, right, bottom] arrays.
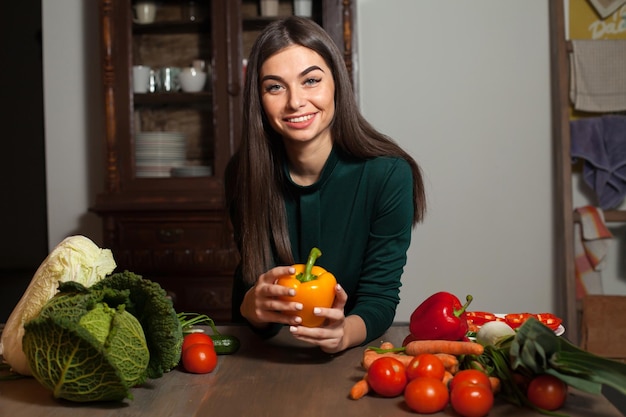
[[293, 0, 312, 17], [260, 0, 279, 17], [133, 2, 157, 24], [179, 67, 207, 92], [132, 65, 151, 93]]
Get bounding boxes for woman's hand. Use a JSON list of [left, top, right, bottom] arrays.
[[240, 266, 305, 328], [288, 284, 365, 354]]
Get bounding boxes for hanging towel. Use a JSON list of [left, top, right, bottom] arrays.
[[569, 39, 626, 112], [574, 206, 613, 299], [570, 115, 626, 210]]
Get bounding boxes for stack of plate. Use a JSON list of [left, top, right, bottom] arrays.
[[135, 132, 186, 177]]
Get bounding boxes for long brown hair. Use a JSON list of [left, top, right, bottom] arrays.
[[225, 16, 426, 284]]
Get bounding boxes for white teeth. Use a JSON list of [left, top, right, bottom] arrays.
[[287, 114, 314, 123]]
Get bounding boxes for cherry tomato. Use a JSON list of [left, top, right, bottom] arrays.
[[366, 357, 407, 397], [449, 369, 491, 392], [450, 381, 494, 417], [406, 353, 445, 381], [182, 332, 214, 353], [527, 374, 568, 411], [404, 377, 449, 414], [535, 313, 563, 331], [182, 343, 218, 374]]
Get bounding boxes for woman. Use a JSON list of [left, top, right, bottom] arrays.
[[225, 16, 425, 354]]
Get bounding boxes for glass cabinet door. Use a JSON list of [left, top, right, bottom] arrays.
[[131, 1, 214, 180]]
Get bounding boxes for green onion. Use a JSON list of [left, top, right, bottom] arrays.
[[177, 312, 221, 335], [511, 317, 626, 396]]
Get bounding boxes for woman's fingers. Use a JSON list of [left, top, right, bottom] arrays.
[[331, 284, 347, 309]]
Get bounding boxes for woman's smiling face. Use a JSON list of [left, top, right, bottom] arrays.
[[259, 45, 335, 146]]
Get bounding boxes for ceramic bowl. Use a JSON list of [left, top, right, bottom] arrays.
[[179, 68, 207, 92]]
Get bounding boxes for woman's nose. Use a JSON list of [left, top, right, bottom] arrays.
[[287, 90, 306, 110]]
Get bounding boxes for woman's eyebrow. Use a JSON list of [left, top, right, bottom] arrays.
[[260, 65, 325, 83], [301, 65, 324, 76]]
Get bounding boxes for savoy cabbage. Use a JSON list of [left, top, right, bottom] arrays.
[[22, 272, 183, 402]]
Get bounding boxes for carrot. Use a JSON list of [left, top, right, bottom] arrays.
[[434, 353, 459, 374], [362, 348, 379, 369], [349, 377, 370, 400], [362, 341, 415, 370], [489, 376, 501, 394], [404, 340, 484, 356], [442, 370, 454, 387], [362, 351, 414, 370], [379, 341, 394, 350]]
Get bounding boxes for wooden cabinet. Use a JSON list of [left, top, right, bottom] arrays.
[[92, 0, 355, 322]]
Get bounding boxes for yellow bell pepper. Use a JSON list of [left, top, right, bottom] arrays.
[[276, 247, 337, 327]]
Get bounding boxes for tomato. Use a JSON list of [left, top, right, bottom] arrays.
[[504, 313, 536, 329], [182, 343, 218, 374], [406, 353, 445, 381], [449, 369, 491, 392], [404, 377, 449, 414], [527, 374, 568, 411], [535, 313, 563, 331], [366, 357, 408, 397], [182, 332, 214, 353], [450, 381, 494, 417]]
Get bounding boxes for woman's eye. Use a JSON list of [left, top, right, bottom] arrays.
[[304, 78, 321, 86], [264, 83, 283, 93]]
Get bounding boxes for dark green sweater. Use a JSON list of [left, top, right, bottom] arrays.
[[232, 148, 414, 344]]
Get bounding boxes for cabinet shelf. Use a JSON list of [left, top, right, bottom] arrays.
[[133, 20, 211, 35], [574, 210, 626, 223], [134, 91, 212, 105], [604, 210, 626, 222]]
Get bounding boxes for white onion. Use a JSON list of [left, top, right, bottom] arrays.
[[476, 321, 516, 346]]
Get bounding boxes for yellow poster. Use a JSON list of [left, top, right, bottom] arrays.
[[569, 0, 626, 39]]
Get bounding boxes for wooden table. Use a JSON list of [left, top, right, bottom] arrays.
[[0, 325, 623, 417]]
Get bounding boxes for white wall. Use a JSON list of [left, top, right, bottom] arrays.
[[357, 0, 555, 319], [43, 0, 104, 249]]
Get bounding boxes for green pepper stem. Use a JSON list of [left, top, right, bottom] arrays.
[[455, 294, 473, 318], [297, 247, 322, 283]]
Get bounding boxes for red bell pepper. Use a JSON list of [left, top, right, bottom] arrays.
[[466, 311, 502, 327], [409, 292, 473, 341], [535, 313, 563, 331], [504, 312, 535, 329]]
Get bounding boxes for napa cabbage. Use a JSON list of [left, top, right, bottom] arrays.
[[1, 235, 116, 376]]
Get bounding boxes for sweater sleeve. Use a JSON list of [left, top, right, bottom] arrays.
[[349, 158, 414, 344]]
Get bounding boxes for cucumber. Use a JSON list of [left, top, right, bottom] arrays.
[[210, 334, 241, 355]]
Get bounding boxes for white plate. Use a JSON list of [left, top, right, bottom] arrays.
[[493, 314, 565, 336]]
